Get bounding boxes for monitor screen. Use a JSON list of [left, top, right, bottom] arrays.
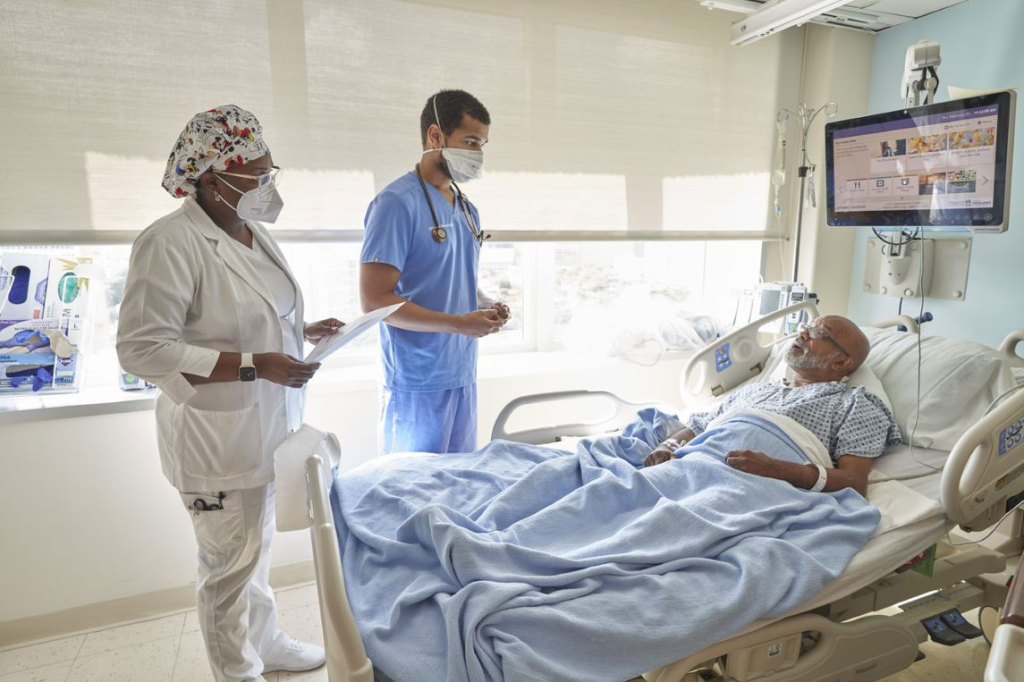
[[825, 90, 1016, 232]]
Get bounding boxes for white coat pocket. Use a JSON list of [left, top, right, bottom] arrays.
[[178, 403, 264, 480]]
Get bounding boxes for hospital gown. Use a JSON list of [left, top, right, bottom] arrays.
[[687, 381, 901, 461]]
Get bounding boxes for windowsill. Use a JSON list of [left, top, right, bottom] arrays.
[[0, 349, 693, 425], [0, 385, 160, 426]]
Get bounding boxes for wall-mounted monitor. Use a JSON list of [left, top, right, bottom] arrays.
[[825, 90, 1016, 233]]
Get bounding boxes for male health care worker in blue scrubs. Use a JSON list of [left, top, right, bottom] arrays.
[[360, 89, 510, 454]]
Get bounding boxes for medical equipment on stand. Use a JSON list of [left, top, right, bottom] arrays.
[[772, 119, 786, 222], [777, 102, 838, 281], [736, 282, 818, 335]]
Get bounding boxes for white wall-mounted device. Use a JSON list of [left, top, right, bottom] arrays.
[[863, 238, 972, 301], [902, 40, 942, 108]]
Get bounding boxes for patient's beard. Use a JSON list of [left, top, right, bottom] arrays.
[[785, 346, 830, 370]]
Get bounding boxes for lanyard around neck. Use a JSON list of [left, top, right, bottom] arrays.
[[414, 164, 485, 246]]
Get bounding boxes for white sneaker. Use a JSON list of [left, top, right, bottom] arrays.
[[262, 634, 326, 673]]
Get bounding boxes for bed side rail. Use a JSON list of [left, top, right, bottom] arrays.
[[997, 329, 1024, 368], [490, 390, 673, 445], [643, 613, 918, 682], [306, 455, 374, 682], [645, 577, 994, 682], [868, 314, 920, 333], [941, 388, 1024, 531], [680, 301, 819, 404]]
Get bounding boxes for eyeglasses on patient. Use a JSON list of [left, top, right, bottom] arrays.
[[799, 320, 851, 357]]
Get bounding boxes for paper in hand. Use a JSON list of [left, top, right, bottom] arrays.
[[304, 302, 405, 363]]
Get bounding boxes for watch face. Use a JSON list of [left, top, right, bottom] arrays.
[[239, 367, 257, 382]]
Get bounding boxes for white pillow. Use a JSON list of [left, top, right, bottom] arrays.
[[863, 328, 1017, 450], [846, 363, 895, 415]]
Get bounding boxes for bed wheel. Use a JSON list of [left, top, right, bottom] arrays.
[[979, 605, 1001, 645]]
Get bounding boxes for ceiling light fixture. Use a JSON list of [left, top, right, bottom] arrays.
[[728, 0, 857, 45]]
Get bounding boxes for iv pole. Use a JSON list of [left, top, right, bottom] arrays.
[[777, 102, 837, 282]]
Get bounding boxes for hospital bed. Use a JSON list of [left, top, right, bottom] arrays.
[[281, 301, 1024, 681]]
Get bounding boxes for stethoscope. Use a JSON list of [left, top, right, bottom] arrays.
[[415, 163, 488, 246]]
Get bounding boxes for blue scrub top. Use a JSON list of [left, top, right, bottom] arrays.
[[361, 172, 481, 391]]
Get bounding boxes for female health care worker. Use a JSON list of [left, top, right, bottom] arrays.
[[360, 89, 510, 454], [117, 105, 341, 682]]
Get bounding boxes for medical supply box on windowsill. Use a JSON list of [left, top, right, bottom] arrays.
[[0, 253, 92, 395]]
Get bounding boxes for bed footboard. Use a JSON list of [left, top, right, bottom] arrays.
[[985, 553, 1024, 681], [306, 455, 374, 682]]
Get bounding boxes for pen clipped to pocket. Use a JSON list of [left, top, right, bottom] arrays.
[[183, 491, 225, 516]]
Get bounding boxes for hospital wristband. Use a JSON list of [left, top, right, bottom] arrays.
[[809, 465, 829, 493]]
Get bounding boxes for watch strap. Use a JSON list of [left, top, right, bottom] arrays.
[[239, 352, 256, 382]]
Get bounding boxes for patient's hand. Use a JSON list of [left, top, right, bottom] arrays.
[[725, 450, 783, 479], [644, 447, 675, 467]]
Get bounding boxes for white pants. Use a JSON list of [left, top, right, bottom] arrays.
[[180, 484, 280, 682]]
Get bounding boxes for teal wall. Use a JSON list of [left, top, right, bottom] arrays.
[[845, 0, 1024, 347]]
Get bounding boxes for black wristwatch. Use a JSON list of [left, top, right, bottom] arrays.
[[239, 352, 257, 382]]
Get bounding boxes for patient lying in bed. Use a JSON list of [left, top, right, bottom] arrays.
[[646, 315, 901, 497], [334, 395, 885, 680]]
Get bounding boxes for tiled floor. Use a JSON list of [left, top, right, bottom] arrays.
[[0, 584, 326, 682], [0, 588, 993, 681]]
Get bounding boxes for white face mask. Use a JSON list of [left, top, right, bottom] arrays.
[[440, 148, 483, 182], [218, 176, 284, 223], [429, 94, 484, 183]]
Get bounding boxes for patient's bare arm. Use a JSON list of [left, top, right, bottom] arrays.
[[643, 428, 697, 467], [724, 450, 873, 497]]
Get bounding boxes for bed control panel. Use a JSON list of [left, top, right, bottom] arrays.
[[999, 417, 1024, 457], [723, 632, 801, 678]]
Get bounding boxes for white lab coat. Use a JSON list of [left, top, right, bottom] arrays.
[[117, 198, 305, 491]]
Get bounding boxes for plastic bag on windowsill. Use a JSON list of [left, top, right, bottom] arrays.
[[562, 297, 723, 366]]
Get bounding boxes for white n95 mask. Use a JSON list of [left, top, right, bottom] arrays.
[[429, 94, 485, 183], [441, 148, 483, 183], [218, 176, 285, 223]]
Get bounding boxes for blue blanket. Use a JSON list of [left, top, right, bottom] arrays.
[[331, 409, 881, 682]]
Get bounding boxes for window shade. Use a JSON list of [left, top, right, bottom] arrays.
[[0, 0, 799, 241]]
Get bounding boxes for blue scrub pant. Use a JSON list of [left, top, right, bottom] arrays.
[[379, 383, 478, 454]]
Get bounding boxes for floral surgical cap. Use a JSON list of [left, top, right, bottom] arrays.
[[161, 105, 270, 198]]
